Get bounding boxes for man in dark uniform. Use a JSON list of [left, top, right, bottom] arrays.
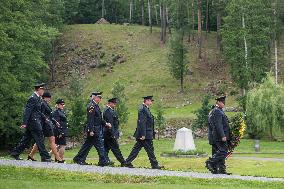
[[205, 96, 231, 174], [103, 97, 126, 166], [28, 92, 64, 163], [73, 91, 111, 166], [124, 96, 164, 169], [10, 83, 52, 162]]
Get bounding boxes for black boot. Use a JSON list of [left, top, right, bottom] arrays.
[[216, 165, 231, 175], [10, 154, 23, 160], [27, 155, 37, 161], [205, 159, 217, 174]]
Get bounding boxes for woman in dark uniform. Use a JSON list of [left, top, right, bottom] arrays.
[[52, 99, 68, 161], [27, 92, 64, 163]]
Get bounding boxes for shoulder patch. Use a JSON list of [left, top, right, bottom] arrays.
[[88, 106, 95, 113]]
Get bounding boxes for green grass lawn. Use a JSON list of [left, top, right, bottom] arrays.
[[3, 138, 284, 178], [0, 166, 284, 189]]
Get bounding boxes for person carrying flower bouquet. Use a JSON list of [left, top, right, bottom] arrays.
[[205, 95, 231, 175]]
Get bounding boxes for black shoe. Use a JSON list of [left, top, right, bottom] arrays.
[[75, 161, 90, 165], [217, 166, 232, 175], [152, 165, 164, 170], [205, 160, 217, 174], [10, 154, 23, 160], [56, 159, 65, 163], [27, 155, 37, 161], [108, 161, 115, 166], [123, 162, 134, 168], [98, 162, 109, 167], [41, 158, 52, 162]]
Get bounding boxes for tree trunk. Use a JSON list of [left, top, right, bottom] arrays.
[[160, 1, 166, 44], [198, 0, 202, 59], [206, 0, 210, 33], [130, 0, 133, 23], [216, 5, 221, 51], [148, 0, 152, 33], [166, 5, 171, 34], [180, 31, 185, 92], [274, 0, 278, 84], [163, 2, 167, 43], [141, 0, 145, 25], [242, 13, 248, 69], [187, 1, 191, 43], [50, 41, 56, 82], [155, 4, 159, 25], [102, 0, 105, 18], [191, 0, 195, 41]]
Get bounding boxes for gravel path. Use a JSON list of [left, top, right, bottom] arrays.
[[0, 159, 284, 182]]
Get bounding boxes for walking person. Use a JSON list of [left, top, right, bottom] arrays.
[[73, 91, 111, 166], [124, 96, 164, 169], [10, 83, 51, 162], [27, 92, 64, 163], [103, 97, 126, 166], [206, 95, 231, 174], [52, 99, 68, 161]]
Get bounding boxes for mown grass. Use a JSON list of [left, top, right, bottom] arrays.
[[0, 166, 284, 189]]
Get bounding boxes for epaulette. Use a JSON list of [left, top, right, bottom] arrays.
[[88, 105, 95, 113]]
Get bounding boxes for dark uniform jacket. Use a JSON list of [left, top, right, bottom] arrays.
[[86, 100, 106, 134], [41, 100, 57, 130], [103, 106, 120, 138], [23, 92, 43, 131], [134, 104, 155, 140], [208, 106, 230, 144], [52, 109, 68, 137]]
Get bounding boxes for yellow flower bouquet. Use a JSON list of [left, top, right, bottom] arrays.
[[227, 113, 246, 158]]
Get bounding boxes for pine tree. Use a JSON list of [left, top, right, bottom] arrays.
[[111, 81, 129, 127], [192, 95, 211, 130], [167, 30, 188, 92], [66, 74, 85, 143], [154, 100, 165, 140]]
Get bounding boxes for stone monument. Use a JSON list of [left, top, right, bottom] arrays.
[[173, 127, 196, 151]]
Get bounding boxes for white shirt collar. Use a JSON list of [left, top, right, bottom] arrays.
[[143, 103, 149, 108], [107, 105, 114, 110], [34, 92, 40, 97]]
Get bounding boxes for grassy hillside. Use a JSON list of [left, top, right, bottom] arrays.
[[54, 24, 281, 135]]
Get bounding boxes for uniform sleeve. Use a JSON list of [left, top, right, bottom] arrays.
[[138, 108, 147, 137], [52, 110, 64, 135], [103, 109, 115, 135], [214, 110, 225, 139], [86, 106, 95, 132], [23, 97, 36, 125], [52, 110, 60, 123]]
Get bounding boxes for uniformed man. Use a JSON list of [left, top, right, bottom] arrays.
[[10, 83, 52, 162], [205, 95, 231, 174], [53, 99, 68, 161], [28, 92, 64, 163], [73, 91, 111, 166], [103, 97, 126, 166], [124, 96, 164, 169]]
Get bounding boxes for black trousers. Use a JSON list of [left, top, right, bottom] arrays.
[[74, 133, 108, 164], [11, 128, 50, 160], [210, 141, 228, 168], [126, 139, 158, 168], [104, 135, 125, 164]]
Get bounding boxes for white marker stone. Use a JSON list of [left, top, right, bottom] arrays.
[[173, 127, 196, 151]]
